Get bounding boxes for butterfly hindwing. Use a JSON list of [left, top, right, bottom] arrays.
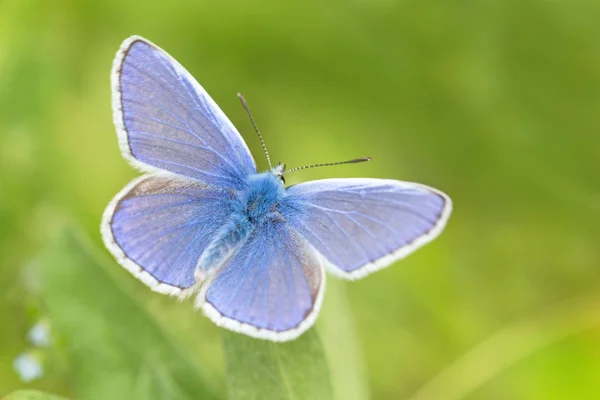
[[112, 36, 256, 189], [101, 174, 234, 296], [281, 178, 452, 279], [199, 220, 325, 341]]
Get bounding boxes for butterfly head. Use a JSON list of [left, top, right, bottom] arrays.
[[271, 162, 286, 184]]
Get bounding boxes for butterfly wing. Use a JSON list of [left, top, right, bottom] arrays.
[[281, 178, 452, 279], [101, 174, 234, 296], [112, 36, 256, 188], [199, 220, 325, 341]]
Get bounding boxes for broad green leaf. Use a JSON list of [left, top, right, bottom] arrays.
[[3, 390, 69, 400], [223, 329, 333, 400], [39, 229, 220, 400]]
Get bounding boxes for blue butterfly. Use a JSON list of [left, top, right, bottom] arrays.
[[101, 36, 452, 341]]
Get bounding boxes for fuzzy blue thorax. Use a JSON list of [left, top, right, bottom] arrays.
[[196, 170, 287, 273], [236, 171, 287, 224]]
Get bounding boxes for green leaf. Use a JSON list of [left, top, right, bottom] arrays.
[[223, 329, 333, 400], [318, 279, 370, 400], [3, 390, 70, 400], [38, 229, 220, 400]]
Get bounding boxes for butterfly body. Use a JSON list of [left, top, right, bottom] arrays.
[[197, 169, 285, 273], [238, 169, 286, 225], [103, 36, 452, 341]]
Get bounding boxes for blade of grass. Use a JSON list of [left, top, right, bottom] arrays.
[[38, 228, 220, 400], [408, 294, 600, 400]]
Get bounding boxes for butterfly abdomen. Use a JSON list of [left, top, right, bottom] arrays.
[[196, 213, 252, 276], [195, 172, 286, 278]]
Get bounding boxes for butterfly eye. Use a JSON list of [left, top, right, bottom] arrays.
[[280, 175, 286, 184]]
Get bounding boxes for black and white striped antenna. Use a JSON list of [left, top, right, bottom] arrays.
[[283, 157, 371, 175], [237, 93, 371, 174], [238, 93, 272, 169]]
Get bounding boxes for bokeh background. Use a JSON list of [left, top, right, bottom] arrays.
[[1, 0, 600, 399]]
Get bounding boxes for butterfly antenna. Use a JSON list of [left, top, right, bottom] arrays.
[[237, 93, 272, 169], [283, 157, 372, 175]]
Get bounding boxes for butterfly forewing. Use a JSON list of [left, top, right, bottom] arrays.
[[281, 178, 452, 279], [112, 36, 256, 188]]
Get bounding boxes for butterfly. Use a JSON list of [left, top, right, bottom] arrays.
[[101, 36, 452, 342]]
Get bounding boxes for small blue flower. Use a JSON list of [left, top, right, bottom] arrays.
[[13, 352, 44, 382], [27, 321, 52, 348]]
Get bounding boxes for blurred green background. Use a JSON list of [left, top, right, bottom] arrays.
[[1, 0, 600, 399]]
